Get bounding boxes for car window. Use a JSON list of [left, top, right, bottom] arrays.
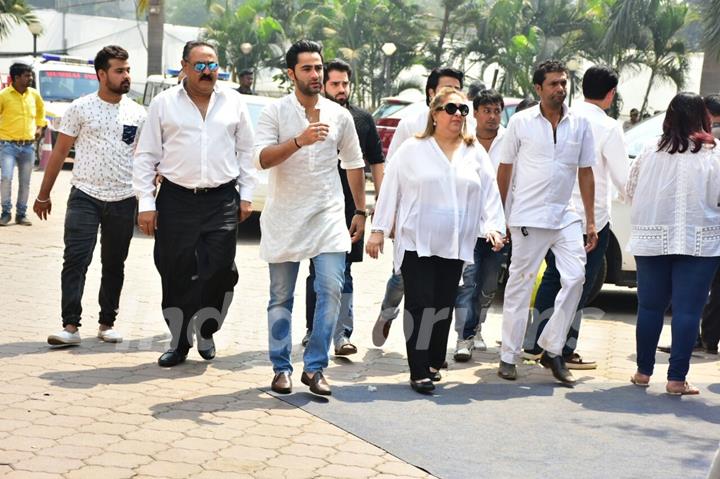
[[372, 102, 409, 120], [624, 113, 664, 158]]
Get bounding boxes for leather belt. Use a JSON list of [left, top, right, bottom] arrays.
[[1, 139, 35, 145], [162, 179, 236, 195]]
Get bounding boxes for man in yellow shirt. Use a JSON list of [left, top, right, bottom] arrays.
[[0, 62, 47, 226]]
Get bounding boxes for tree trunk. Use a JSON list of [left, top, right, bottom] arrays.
[[700, 51, 720, 96], [435, 3, 451, 65], [146, 0, 164, 76], [640, 67, 656, 118]]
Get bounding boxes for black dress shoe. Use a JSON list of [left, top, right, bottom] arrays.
[[301, 371, 332, 396], [410, 379, 435, 394], [540, 353, 576, 385], [198, 337, 215, 360], [429, 370, 442, 382], [158, 349, 187, 367], [271, 372, 292, 394]]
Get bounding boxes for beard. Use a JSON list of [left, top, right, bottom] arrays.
[[108, 80, 131, 95], [326, 92, 348, 106], [296, 78, 322, 97]]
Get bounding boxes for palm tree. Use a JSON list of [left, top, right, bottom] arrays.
[[137, 0, 164, 76], [0, 0, 37, 41], [699, 0, 720, 95]]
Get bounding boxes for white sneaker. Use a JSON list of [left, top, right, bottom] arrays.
[[453, 338, 474, 362], [97, 328, 123, 343], [473, 333, 487, 351], [48, 329, 81, 346]]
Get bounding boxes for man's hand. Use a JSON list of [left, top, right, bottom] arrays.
[[503, 225, 511, 244], [366, 231, 384, 259], [138, 211, 157, 237], [238, 200, 252, 223], [486, 231, 505, 252], [33, 197, 52, 220], [35, 126, 43, 141], [296, 122, 330, 147], [585, 224, 598, 253], [349, 215, 365, 243]]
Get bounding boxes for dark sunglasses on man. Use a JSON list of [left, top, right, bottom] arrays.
[[437, 102, 470, 117], [192, 62, 220, 73]]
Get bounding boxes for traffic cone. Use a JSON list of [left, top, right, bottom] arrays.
[[39, 128, 52, 171]]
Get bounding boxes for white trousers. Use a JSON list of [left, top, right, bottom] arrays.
[[501, 222, 586, 364]]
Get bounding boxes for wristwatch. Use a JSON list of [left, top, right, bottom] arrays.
[[354, 209, 368, 217]]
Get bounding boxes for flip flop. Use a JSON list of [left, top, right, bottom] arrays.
[[334, 342, 357, 356], [666, 382, 700, 396], [630, 373, 650, 387]]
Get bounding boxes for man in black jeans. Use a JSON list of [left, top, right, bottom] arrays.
[[302, 59, 384, 355], [35, 46, 147, 346], [134, 41, 256, 367]]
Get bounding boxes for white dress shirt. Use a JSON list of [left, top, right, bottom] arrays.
[[499, 104, 595, 229], [134, 82, 257, 212], [372, 137, 505, 273], [569, 101, 629, 231], [485, 125, 506, 171], [253, 94, 365, 263], [387, 103, 477, 162], [626, 141, 720, 256]]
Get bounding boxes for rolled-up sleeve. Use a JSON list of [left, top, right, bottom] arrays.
[[133, 99, 163, 212], [578, 120, 596, 168], [338, 110, 365, 170], [478, 151, 506, 236], [371, 146, 402, 236], [498, 116, 521, 165], [252, 103, 279, 170], [235, 100, 257, 201]]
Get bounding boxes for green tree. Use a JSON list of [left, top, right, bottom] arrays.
[[137, 0, 165, 76], [0, 0, 37, 40], [699, 0, 720, 95]]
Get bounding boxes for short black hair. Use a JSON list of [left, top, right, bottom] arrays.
[[515, 97, 539, 112], [630, 108, 639, 115], [582, 65, 619, 100], [9, 62, 32, 81], [532, 60, 567, 86], [704, 94, 720, 117], [467, 81, 486, 101], [239, 69, 254, 77], [473, 89, 504, 111], [425, 67, 464, 105], [286, 40, 323, 70], [94, 45, 129, 74], [182, 41, 217, 61], [324, 58, 352, 85]]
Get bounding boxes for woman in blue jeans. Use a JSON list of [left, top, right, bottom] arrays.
[[627, 92, 720, 395]]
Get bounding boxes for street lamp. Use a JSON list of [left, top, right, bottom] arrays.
[[240, 42, 253, 70], [381, 42, 397, 98], [28, 22, 43, 57], [566, 57, 581, 107]]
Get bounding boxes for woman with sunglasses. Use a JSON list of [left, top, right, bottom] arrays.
[[627, 92, 720, 395], [367, 87, 505, 393]]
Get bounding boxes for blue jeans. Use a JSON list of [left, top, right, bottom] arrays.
[[454, 239, 507, 339], [267, 252, 345, 374], [635, 255, 720, 381], [306, 258, 354, 345], [0, 142, 35, 216], [379, 271, 404, 321], [524, 223, 611, 356]]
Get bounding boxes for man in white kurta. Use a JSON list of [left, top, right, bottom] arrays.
[[497, 61, 597, 385], [253, 40, 366, 396]]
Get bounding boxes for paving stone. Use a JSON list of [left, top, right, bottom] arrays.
[[265, 454, 326, 470], [12, 455, 84, 474], [229, 434, 291, 449], [13, 425, 75, 440], [110, 440, 168, 455], [1, 471, 61, 479], [217, 445, 278, 461], [327, 451, 385, 468], [374, 461, 429, 477], [133, 460, 203, 478], [56, 433, 122, 448], [34, 445, 103, 461], [278, 443, 337, 459], [315, 464, 377, 478], [152, 447, 219, 465], [0, 436, 56, 452], [292, 432, 347, 447], [64, 466, 135, 479], [84, 452, 153, 468], [122, 430, 185, 444], [172, 437, 230, 452]]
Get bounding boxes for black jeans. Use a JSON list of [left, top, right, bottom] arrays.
[[401, 251, 464, 380], [701, 268, 720, 350], [61, 187, 136, 328], [154, 180, 239, 353]]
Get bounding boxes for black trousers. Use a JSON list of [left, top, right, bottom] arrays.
[[701, 267, 720, 349], [401, 251, 464, 380], [154, 180, 239, 352], [61, 188, 136, 328]]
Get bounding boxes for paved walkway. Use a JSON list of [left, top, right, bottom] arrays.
[[1, 170, 718, 478]]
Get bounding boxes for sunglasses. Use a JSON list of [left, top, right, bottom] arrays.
[[437, 102, 469, 117], [192, 62, 219, 73]]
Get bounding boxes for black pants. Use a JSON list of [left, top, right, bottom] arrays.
[[701, 268, 720, 350], [401, 251, 464, 380], [61, 188, 136, 328], [154, 180, 239, 352]]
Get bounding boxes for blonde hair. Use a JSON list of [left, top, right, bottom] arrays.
[[416, 87, 475, 146]]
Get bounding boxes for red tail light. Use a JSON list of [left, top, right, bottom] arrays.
[[376, 118, 401, 156]]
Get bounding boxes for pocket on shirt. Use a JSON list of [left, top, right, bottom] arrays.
[[558, 141, 581, 165], [122, 125, 138, 145], [696, 225, 720, 256], [630, 225, 668, 255]]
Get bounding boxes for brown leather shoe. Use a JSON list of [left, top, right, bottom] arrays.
[[271, 372, 292, 394], [301, 371, 332, 396]]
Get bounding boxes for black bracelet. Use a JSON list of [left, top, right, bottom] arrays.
[[293, 137, 301, 149], [354, 209, 367, 217]]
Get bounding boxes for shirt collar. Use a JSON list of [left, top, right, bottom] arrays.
[[532, 102, 570, 120], [290, 91, 327, 112], [179, 79, 221, 97], [8, 85, 27, 96]]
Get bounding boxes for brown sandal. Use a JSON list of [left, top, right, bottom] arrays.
[[630, 372, 650, 387], [666, 381, 700, 395]]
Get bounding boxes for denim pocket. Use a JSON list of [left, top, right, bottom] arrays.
[[122, 125, 138, 145]]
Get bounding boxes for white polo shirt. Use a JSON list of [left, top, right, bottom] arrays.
[[499, 104, 595, 230]]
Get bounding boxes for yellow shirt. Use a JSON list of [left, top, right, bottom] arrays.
[[0, 85, 47, 141]]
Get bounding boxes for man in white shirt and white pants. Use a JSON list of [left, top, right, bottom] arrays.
[[523, 66, 629, 369], [497, 60, 597, 385], [134, 41, 257, 367], [254, 41, 366, 397]]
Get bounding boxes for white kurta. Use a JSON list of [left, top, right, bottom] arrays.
[[372, 137, 505, 273], [253, 94, 365, 263]]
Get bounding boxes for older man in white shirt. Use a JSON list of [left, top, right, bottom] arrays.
[[134, 41, 256, 367], [254, 40, 366, 397], [497, 60, 597, 385], [523, 66, 629, 369]]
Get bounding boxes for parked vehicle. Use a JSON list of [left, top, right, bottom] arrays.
[[142, 70, 239, 106]]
